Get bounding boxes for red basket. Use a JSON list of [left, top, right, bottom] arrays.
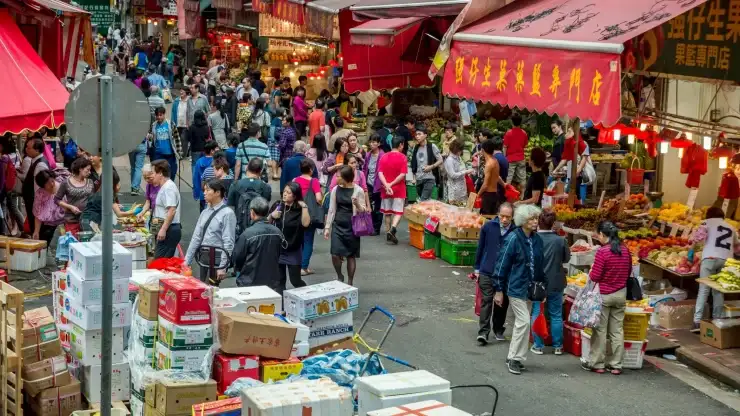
[[563, 323, 583, 357], [627, 158, 645, 185], [504, 184, 520, 202]]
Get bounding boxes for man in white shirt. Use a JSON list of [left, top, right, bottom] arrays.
[[20, 137, 49, 233], [237, 78, 259, 103], [151, 159, 182, 258]]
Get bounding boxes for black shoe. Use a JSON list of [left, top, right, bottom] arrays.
[[389, 228, 399, 245], [494, 331, 506, 341], [386, 232, 392, 242], [476, 335, 488, 346], [506, 359, 526, 371], [507, 359, 522, 375], [690, 322, 700, 333]]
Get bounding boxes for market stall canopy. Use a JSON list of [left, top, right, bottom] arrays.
[[0, 9, 68, 135], [306, 0, 358, 39], [442, 0, 708, 125], [349, 0, 468, 19], [349, 17, 424, 46]]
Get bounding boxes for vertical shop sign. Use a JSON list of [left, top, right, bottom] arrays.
[[76, 0, 118, 33]]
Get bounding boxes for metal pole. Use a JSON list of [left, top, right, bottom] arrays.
[[100, 76, 114, 416], [568, 118, 580, 207]]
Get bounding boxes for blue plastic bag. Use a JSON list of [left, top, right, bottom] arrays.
[[56, 232, 78, 262]]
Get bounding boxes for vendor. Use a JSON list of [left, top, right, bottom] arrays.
[[80, 169, 136, 232]]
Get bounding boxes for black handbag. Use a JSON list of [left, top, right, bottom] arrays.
[[626, 272, 643, 300], [303, 178, 325, 228], [528, 281, 547, 302]]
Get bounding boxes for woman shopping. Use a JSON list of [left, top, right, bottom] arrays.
[[32, 171, 65, 245], [306, 133, 329, 186], [323, 137, 349, 186], [55, 157, 95, 235], [582, 221, 631, 375], [293, 159, 323, 276], [324, 166, 368, 286], [269, 182, 310, 292], [443, 139, 474, 205], [208, 101, 230, 149]]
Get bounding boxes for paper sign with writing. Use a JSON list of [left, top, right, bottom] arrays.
[[669, 224, 680, 237], [424, 216, 440, 233], [681, 226, 693, 239], [722, 198, 730, 214], [597, 191, 606, 209], [686, 188, 698, 209], [660, 222, 666, 234]]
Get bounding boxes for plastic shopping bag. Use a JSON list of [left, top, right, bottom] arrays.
[[419, 249, 436, 259], [55, 232, 78, 262], [532, 306, 550, 339], [568, 281, 603, 328]]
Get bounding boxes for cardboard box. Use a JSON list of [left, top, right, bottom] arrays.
[[260, 357, 303, 382], [70, 324, 125, 365], [700, 320, 740, 349], [65, 268, 130, 305], [658, 300, 696, 330], [214, 286, 282, 314], [284, 281, 358, 320], [138, 284, 160, 320], [132, 338, 156, 368], [132, 312, 158, 347], [144, 404, 157, 416], [308, 337, 358, 356], [18, 337, 63, 365], [158, 278, 212, 325], [242, 379, 352, 416], [367, 401, 472, 416], [28, 379, 83, 416], [88, 401, 131, 415], [22, 355, 72, 397], [212, 353, 259, 394], [288, 311, 354, 348], [155, 379, 218, 416], [69, 241, 133, 279], [155, 342, 211, 372], [9, 306, 59, 349], [217, 311, 296, 359], [145, 383, 156, 407], [62, 292, 132, 330], [81, 360, 131, 403], [158, 316, 213, 349], [356, 371, 452, 416], [191, 397, 241, 416]]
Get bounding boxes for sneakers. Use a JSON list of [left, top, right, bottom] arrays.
[[507, 359, 523, 375], [493, 331, 506, 341], [554, 347, 564, 356], [581, 360, 605, 374], [506, 359, 526, 371], [530, 346, 544, 355], [130, 187, 142, 196], [476, 335, 488, 346], [389, 227, 398, 245], [691, 322, 701, 333]]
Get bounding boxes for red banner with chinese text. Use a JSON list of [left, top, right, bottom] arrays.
[[272, 0, 304, 26], [442, 41, 622, 125], [252, 0, 271, 13]]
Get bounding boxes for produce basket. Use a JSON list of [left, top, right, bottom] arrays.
[[423, 230, 442, 257], [569, 241, 596, 266], [438, 223, 480, 240], [627, 158, 645, 185], [622, 312, 649, 341], [409, 223, 424, 250], [581, 331, 647, 369], [439, 237, 477, 266]]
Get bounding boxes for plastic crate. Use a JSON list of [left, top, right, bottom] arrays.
[[563, 323, 583, 357], [581, 331, 647, 369], [405, 184, 439, 203], [439, 237, 477, 266], [623, 313, 649, 341], [423, 230, 442, 257], [409, 223, 424, 250]]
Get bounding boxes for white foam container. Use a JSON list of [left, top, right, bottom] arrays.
[[581, 330, 647, 370]]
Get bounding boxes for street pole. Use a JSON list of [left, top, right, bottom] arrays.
[[99, 76, 114, 416]]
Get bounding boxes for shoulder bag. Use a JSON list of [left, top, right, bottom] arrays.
[[303, 178, 325, 228]]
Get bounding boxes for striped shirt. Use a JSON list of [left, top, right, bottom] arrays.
[[589, 245, 631, 295], [236, 139, 269, 176]]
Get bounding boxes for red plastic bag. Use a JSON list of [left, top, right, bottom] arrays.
[[419, 249, 436, 259], [474, 283, 482, 316], [465, 175, 475, 193], [532, 307, 550, 339], [148, 257, 186, 273]]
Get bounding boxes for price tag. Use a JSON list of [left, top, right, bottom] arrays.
[[624, 183, 631, 198], [660, 222, 666, 234], [681, 226, 693, 238], [669, 224, 679, 237], [686, 188, 698, 209], [597, 190, 606, 210], [722, 198, 730, 214], [424, 216, 440, 233]]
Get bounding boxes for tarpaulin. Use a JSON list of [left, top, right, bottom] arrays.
[[272, 0, 305, 25], [306, 0, 356, 39], [349, 17, 423, 47], [350, 0, 467, 19], [0, 10, 69, 135], [442, 0, 707, 124]]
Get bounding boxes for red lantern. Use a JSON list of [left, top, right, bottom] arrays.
[[670, 136, 694, 149], [712, 145, 735, 159]]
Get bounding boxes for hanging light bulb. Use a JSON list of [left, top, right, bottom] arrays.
[[660, 141, 669, 154], [294, 61, 298, 66], [678, 148, 684, 158], [685, 132, 693, 142], [720, 156, 729, 169], [703, 135, 712, 150], [147, 18, 152, 24], [153, 20, 158, 26], [612, 129, 621, 142], [289, 71, 295, 77], [639, 123, 647, 131], [627, 134, 635, 144]]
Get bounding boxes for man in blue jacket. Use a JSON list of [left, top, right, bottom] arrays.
[[280, 141, 318, 191], [474, 203, 514, 346]]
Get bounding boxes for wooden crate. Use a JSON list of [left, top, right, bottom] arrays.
[[0, 282, 24, 416], [438, 223, 480, 240]]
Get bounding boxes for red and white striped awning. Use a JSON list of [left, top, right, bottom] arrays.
[[30, 0, 90, 15]]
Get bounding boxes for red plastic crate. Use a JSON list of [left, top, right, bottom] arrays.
[[563, 323, 583, 357]]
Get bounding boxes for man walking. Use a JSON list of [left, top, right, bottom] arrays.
[[235, 124, 270, 180], [151, 160, 181, 258], [19, 138, 49, 233], [503, 113, 528, 192], [410, 125, 442, 201], [148, 107, 182, 180], [479, 140, 500, 216], [377, 136, 407, 245], [232, 197, 283, 291], [474, 203, 514, 345], [280, 141, 317, 191]]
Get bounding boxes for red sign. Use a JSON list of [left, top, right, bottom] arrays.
[[252, 0, 271, 13], [442, 41, 622, 125], [424, 216, 440, 233], [272, 0, 304, 26]]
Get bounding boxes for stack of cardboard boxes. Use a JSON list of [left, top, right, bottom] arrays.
[[62, 241, 134, 404]]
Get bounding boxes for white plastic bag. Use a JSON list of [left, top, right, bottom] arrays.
[[569, 280, 602, 328]]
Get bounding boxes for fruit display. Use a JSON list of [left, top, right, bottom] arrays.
[[618, 227, 657, 240], [567, 272, 588, 287], [557, 208, 607, 230], [553, 204, 574, 215], [571, 244, 592, 253], [649, 202, 694, 224], [524, 135, 553, 161], [626, 236, 691, 265], [646, 246, 700, 274], [624, 193, 649, 210], [709, 258, 740, 290], [406, 200, 486, 229]]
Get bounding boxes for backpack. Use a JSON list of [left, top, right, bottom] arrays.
[[236, 183, 262, 233]]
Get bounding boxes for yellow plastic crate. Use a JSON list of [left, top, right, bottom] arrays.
[[623, 313, 649, 341]]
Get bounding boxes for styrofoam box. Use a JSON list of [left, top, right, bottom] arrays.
[[65, 268, 130, 305], [580, 330, 647, 370], [62, 292, 132, 330], [70, 323, 125, 365], [725, 300, 740, 318], [125, 244, 148, 270], [648, 288, 688, 326], [130, 338, 155, 368], [287, 311, 354, 348], [367, 401, 472, 416], [0, 241, 47, 272], [291, 341, 309, 358], [129, 269, 170, 288], [284, 281, 358, 320], [356, 371, 452, 416], [155, 342, 210, 372], [214, 286, 283, 314], [130, 394, 144, 416], [81, 360, 131, 403], [131, 312, 158, 347], [69, 241, 133, 280], [242, 378, 353, 416], [285, 318, 309, 344]]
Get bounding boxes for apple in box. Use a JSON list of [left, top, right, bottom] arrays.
[[158, 278, 212, 325]]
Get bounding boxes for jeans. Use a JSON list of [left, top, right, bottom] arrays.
[[416, 179, 435, 201], [694, 258, 727, 323], [154, 223, 182, 259], [167, 64, 174, 86], [532, 292, 565, 348], [588, 288, 626, 370], [478, 274, 509, 336], [367, 184, 383, 234], [154, 151, 178, 180], [128, 142, 147, 191], [302, 226, 316, 269]]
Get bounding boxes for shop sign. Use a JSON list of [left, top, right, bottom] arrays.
[[625, 0, 739, 83], [442, 41, 621, 125], [259, 14, 320, 38], [163, 0, 177, 15], [305, 7, 340, 41], [272, 0, 304, 26], [75, 0, 118, 32], [252, 0, 271, 13]]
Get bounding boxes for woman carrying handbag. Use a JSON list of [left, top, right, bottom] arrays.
[[324, 165, 368, 286]]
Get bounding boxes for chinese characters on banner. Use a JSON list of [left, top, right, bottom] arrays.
[[272, 0, 305, 26], [630, 0, 738, 82], [252, 0, 271, 13], [76, 0, 117, 33], [259, 14, 320, 38], [442, 42, 621, 125]]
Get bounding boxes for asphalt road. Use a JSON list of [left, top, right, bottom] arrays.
[[21, 157, 740, 416]]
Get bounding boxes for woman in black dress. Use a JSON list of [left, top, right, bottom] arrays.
[[324, 166, 368, 285], [270, 182, 310, 293]]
